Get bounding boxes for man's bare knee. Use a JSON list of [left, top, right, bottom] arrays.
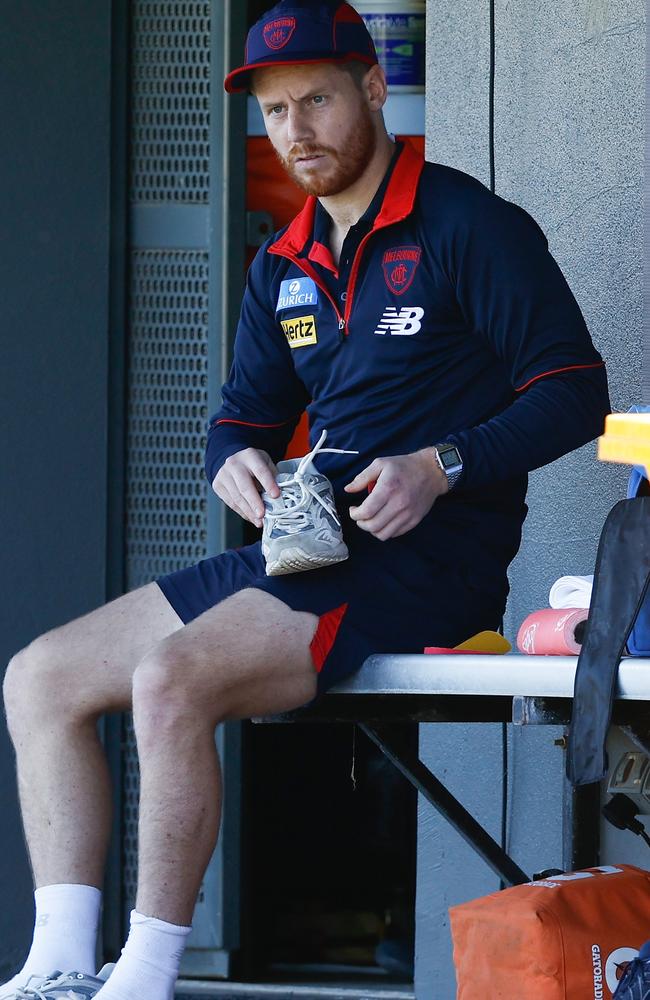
[[3, 635, 74, 733], [4, 625, 113, 735], [132, 643, 220, 752]]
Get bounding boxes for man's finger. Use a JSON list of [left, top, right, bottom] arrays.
[[354, 499, 400, 536], [344, 459, 382, 493], [372, 510, 413, 541], [349, 486, 389, 522], [230, 469, 266, 523], [349, 470, 405, 521], [248, 454, 281, 498], [217, 480, 259, 526], [214, 478, 233, 505]]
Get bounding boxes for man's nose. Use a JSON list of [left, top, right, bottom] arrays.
[[286, 106, 314, 144]]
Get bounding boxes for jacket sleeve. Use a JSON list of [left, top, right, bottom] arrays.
[[445, 192, 609, 487], [447, 367, 610, 490], [204, 245, 311, 485]]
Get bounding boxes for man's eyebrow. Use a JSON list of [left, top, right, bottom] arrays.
[[260, 87, 329, 109]]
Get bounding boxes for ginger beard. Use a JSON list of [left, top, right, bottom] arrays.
[[276, 100, 377, 197]]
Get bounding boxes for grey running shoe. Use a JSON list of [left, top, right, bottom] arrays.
[[261, 429, 357, 577], [9, 966, 113, 999]]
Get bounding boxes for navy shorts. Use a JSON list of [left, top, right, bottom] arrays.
[[157, 526, 507, 702]]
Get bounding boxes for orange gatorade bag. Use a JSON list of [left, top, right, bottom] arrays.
[[450, 864, 650, 998]]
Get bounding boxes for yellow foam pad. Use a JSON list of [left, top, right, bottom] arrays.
[[454, 630, 512, 654]]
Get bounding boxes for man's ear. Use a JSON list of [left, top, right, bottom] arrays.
[[363, 64, 388, 112]]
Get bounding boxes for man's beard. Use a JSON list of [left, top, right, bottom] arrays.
[[276, 106, 377, 197]]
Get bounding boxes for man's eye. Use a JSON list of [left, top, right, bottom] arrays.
[[269, 105, 284, 116], [311, 95, 325, 105]]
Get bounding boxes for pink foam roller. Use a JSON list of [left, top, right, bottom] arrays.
[[516, 607, 589, 655]]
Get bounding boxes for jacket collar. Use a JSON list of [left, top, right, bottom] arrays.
[[269, 139, 425, 258]]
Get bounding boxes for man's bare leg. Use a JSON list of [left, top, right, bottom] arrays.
[[1, 584, 183, 993], [81, 587, 318, 1000], [3, 582, 184, 891], [129, 588, 318, 926]]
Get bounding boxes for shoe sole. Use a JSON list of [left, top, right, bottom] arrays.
[[265, 543, 349, 576]]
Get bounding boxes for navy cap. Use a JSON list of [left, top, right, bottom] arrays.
[[224, 0, 378, 94]]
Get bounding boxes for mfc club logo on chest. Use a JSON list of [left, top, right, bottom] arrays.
[[382, 245, 422, 295]]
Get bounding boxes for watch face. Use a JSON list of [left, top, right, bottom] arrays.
[[439, 446, 461, 469]]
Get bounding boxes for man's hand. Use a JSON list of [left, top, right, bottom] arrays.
[[344, 448, 448, 541], [212, 448, 280, 529]]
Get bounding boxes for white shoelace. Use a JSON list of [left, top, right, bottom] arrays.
[[267, 429, 358, 532], [13, 976, 48, 999], [15, 974, 85, 999]]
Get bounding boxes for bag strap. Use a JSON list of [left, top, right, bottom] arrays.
[[567, 497, 650, 785]]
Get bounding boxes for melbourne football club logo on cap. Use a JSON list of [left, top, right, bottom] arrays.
[[382, 246, 422, 296], [263, 16, 296, 50]]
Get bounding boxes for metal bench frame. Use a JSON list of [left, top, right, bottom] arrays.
[[253, 654, 650, 887]]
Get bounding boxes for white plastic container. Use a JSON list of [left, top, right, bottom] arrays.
[[352, 0, 425, 93]]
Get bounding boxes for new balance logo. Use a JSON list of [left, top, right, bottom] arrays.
[[373, 306, 424, 336]]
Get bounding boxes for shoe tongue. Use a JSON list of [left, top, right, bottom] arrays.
[[276, 472, 297, 486]]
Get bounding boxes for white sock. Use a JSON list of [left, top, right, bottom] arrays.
[[94, 910, 192, 1000], [0, 883, 101, 994]]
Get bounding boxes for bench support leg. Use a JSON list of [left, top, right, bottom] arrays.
[[358, 722, 530, 888]]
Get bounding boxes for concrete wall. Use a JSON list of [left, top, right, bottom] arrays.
[[0, 3, 114, 979], [416, 1, 645, 996]]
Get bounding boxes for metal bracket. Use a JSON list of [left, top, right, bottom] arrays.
[[512, 696, 572, 726], [358, 722, 530, 887]]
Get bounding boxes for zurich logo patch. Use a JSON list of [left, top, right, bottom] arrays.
[[382, 245, 422, 296], [276, 276, 318, 312], [263, 16, 296, 50]]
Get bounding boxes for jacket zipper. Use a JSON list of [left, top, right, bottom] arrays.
[[343, 229, 376, 331], [272, 233, 376, 341]]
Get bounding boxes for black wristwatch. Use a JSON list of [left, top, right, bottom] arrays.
[[434, 443, 463, 491]]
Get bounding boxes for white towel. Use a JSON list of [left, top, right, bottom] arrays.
[[549, 574, 593, 610]]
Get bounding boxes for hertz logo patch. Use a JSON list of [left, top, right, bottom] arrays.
[[281, 314, 317, 348]]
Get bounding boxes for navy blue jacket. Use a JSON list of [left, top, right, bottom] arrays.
[[206, 141, 609, 585]]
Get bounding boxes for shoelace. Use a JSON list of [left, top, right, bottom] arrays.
[[15, 973, 86, 999], [13, 975, 50, 999], [14, 983, 50, 999], [266, 429, 358, 531]]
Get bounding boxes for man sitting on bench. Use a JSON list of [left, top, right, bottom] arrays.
[[1, 2, 610, 997]]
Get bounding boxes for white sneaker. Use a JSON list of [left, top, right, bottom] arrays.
[[261, 429, 358, 577], [6, 965, 113, 999]]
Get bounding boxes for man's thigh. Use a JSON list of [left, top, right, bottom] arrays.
[[155, 538, 506, 706], [150, 588, 319, 719]]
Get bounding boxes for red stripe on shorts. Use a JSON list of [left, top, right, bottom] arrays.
[[309, 603, 349, 673]]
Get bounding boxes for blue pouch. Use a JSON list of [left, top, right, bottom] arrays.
[[627, 465, 650, 655]]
